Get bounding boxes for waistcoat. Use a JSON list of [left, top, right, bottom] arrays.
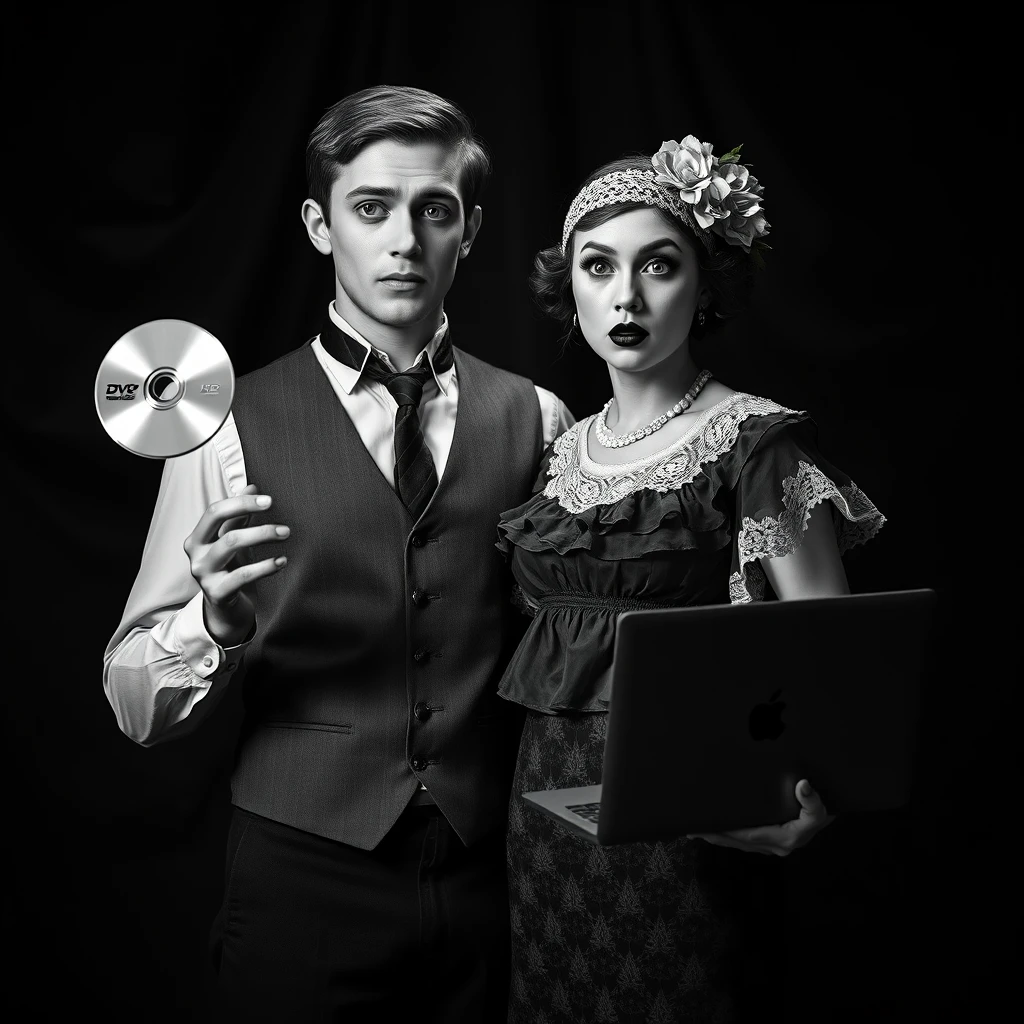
[[229, 340, 542, 849]]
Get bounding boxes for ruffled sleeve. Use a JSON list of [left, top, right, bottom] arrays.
[[728, 416, 886, 603]]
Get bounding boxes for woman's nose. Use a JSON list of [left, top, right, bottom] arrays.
[[614, 275, 643, 313]]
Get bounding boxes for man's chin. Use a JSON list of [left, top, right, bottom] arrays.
[[370, 297, 438, 328]]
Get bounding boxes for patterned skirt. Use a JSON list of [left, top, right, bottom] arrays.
[[507, 710, 783, 1024]]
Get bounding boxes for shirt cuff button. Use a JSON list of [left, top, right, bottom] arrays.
[[202, 656, 214, 668]]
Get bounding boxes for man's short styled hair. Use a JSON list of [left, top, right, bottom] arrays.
[[305, 85, 492, 226]]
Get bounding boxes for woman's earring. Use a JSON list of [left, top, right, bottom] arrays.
[[573, 313, 578, 331], [696, 306, 707, 328]]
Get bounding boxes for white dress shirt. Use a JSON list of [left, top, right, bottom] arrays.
[[103, 303, 574, 748]]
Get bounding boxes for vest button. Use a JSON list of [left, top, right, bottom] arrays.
[[413, 701, 432, 721], [413, 647, 430, 662], [410, 532, 426, 548], [412, 589, 429, 608], [411, 757, 428, 771]]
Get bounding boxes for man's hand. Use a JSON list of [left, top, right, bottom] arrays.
[[183, 483, 289, 646], [687, 779, 834, 857]]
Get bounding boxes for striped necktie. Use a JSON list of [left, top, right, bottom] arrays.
[[319, 317, 454, 521]]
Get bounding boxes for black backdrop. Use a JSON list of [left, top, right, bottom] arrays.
[[1, 4, 1011, 1021]]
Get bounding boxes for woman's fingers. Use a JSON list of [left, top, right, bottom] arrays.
[[687, 832, 776, 856], [686, 780, 835, 857], [788, 779, 835, 839], [795, 779, 828, 821]]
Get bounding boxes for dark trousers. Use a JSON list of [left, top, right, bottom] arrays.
[[210, 803, 511, 1023]]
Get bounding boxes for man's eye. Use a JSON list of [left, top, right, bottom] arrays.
[[358, 202, 386, 218], [422, 205, 450, 221]]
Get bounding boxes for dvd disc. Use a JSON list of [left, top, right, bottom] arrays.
[[94, 319, 235, 459]]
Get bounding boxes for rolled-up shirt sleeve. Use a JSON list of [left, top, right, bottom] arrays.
[[103, 414, 251, 746], [106, 384, 571, 748]]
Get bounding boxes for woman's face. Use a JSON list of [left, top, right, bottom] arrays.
[[571, 207, 707, 373]]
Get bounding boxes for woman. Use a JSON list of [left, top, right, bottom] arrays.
[[496, 137, 886, 1022]]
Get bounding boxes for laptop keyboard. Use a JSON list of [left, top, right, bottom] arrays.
[[567, 802, 601, 824]]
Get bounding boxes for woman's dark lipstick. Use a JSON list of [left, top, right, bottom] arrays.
[[608, 324, 650, 347]]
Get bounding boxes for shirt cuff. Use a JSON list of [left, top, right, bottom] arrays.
[[173, 591, 252, 680]]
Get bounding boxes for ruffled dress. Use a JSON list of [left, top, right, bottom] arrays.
[[496, 392, 885, 1023]]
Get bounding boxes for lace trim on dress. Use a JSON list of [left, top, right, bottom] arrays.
[[544, 393, 797, 514], [728, 460, 887, 604]]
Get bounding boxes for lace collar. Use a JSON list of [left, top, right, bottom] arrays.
[[544, 391, 798, 514]]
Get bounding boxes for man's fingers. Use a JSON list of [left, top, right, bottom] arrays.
[[207, 523, 290, 568], [219, 484, 260, 537], [206, 556, 288, 606], [186, 492, 274, 550]]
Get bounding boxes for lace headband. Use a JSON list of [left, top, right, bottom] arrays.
[[561, 137, 770, 257]]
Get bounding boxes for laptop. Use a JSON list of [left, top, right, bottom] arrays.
[[522, 588, 937, 845]]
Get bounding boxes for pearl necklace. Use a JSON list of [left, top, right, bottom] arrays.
[[595, 369, 713, 449]]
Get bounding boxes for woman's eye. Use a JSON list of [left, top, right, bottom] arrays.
[[645, 258, 673, 274], [586, 260, 612, 276], [422, 205, 450, 221], [358, 202, 386, 218]]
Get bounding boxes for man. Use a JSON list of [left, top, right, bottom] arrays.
[[103, 84, 572, 1022]]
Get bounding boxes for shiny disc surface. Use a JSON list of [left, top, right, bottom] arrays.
[[94, 319, 234, 458]]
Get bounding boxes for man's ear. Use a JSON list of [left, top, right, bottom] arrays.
[[458, 204, 483, 259], [301, 199, 332, 255]]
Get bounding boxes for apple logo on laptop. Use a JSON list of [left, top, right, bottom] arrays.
[[748, 689, 786, 741]]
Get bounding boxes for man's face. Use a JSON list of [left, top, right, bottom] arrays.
[[312, 139, 478, 337]]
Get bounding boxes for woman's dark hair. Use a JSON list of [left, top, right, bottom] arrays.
[[530, 155, 757, 344], [306, 85, 492, 226]]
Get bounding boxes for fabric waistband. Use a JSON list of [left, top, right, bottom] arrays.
[[536, 591, 684, 613]]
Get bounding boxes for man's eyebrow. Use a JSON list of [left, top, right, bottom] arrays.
[[418, 186, 462, 205], [580, 238, 684, 256], [344, 185, 401, 200], [344, 184, 463, 206]]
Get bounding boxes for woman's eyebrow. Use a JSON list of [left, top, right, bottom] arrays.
[[579, 238, 683, 256]]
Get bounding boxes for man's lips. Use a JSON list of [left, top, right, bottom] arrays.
[[608, 324, 649, 347], [380, 273, 425, 292]]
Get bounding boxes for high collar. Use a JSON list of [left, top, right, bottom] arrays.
[[319, 302, 453, 397]]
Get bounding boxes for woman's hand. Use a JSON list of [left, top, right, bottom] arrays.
[[687, 779, 834, 857]]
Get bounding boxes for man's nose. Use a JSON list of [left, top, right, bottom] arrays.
[[388, 210, 422, 259]]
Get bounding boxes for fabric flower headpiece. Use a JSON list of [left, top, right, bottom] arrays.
[[561, 136, 770, 259]]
